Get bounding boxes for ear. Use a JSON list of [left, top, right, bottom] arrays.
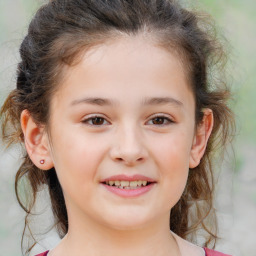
[[20, 110, 54, 170], [189, 109, 214, 169]]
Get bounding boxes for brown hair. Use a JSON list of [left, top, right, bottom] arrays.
[[0, 0, 234, 254]]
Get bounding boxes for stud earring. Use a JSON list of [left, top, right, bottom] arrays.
[[40, 159, 45, 164]]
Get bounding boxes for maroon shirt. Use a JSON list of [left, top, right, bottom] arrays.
[[35, 248, 232, 256]]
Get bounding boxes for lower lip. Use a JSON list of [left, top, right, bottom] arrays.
[[101, 183, 155, 198]]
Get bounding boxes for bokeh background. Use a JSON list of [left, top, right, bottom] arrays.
[[0, 0, 255, 255]]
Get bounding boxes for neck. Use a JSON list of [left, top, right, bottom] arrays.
[[52, 211, 181, 256]]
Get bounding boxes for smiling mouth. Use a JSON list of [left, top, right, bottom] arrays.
[[102, 180, 155, 189]]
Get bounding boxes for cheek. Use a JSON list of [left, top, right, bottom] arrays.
[[152, 131, 192, 204], [49, 127, 107, 186], [155, 131, 192, 171], [160, 142, 190, 189]]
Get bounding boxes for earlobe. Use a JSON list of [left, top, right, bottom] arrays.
[[189, 109, 214, 169], [20, 110, 54, 170]]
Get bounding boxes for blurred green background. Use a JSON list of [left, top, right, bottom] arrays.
[[0, 0, 255, 256]]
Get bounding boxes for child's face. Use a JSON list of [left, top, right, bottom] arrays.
[[47, 36, 198, 230]]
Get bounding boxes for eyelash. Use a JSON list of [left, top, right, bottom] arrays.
[[81, 115, 109, 126], [147, 115, 174, 126], [81, 114, 174, 127]]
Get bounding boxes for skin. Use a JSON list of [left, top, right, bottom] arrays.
[[21, 35, 213, 256]]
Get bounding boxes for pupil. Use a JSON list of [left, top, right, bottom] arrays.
[[153, 117, 164, 124], [93, 117, 104, 125]]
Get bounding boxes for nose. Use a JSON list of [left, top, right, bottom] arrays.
[[109, 124, 148, 166]]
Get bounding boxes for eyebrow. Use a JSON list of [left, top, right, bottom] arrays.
[[71, 97, 118, 106], [71, 96, 183, 107], [142, 97, 183, 107]]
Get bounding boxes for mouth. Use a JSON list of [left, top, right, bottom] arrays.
[[102, 180, 155, 189], [100, 175, 156, 197]]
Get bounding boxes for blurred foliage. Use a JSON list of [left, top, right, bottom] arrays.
[[0, 0, 42, 41]]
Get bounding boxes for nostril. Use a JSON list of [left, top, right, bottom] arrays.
[[114, 157, 145, 165]]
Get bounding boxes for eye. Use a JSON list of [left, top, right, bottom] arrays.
[[82, 115, 110, 126], [147, 115, 174, 126]]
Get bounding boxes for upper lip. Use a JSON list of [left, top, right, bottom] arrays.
[[100, 174, 156, 183]]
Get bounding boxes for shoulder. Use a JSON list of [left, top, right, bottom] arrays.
[[171, 232, 232, 256], [171, 232, 205, 256], [204, 248, 232, 256], [34, 251, 49, 256]]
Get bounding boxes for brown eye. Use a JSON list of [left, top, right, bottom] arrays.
[[82, 116, 109, 126], [91, 117, 105, 125], [152, 117, 165, 125], [148, 116, 173, 126]]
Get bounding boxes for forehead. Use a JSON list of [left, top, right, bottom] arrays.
[[53, 35, 195, 111], [78, 35, 187, 81]]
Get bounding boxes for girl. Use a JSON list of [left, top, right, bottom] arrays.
[[0, 0, 234, 255]]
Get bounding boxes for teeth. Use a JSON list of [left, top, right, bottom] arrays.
[[137, 181, 143, 186], [130, 181, 138, 187], [105, 180, 150, 188], [114, 181, 120, 186], [120, 181, 129, 187]]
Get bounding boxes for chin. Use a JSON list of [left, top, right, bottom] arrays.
[[101, 211, 154, 231]]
